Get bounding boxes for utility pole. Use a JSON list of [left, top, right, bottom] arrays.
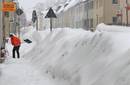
[[126, 0, 129, 26], [2, 0, 5, 48]]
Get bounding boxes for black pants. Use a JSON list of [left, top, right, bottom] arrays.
[[13, 46, 20, 58]]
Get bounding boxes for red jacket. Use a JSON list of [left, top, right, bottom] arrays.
[[11, 36, 21, 46]]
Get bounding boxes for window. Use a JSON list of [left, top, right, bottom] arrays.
[[112, 0, 118, 4], [113, 17, 117, 24], [88, 1, 93, 9], [99, 0, 103, 7]]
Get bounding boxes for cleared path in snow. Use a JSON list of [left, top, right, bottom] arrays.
[[0, 57, 54, 85]]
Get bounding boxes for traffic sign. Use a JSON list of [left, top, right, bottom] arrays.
[[45, 7, 57, 32], [45, 7, 57, 18], [2, 2, 16, 12], [16, 8, 23, 16]]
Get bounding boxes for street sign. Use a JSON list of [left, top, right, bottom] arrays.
[[16, 8, 23, 16], [45, 7, 57, 18], [2, 2, 16, 12], [45, 7, 57, 32], [116, 14, 122, 16]]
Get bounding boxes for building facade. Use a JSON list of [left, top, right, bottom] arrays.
[[118, 0, 130, 25], [53, 1, 88, 30], [93, 0, 130, 28], [52, 0, 130, 30]]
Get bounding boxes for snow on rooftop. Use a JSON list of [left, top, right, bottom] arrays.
[[56, 4, 64, 13], [64, 0, 81, 11], [55, 0, 82, 14]]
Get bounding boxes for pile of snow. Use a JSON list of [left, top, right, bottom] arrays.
[[22, 24, 130, 85], [97, 23, 130, 32], [0, 26, 56, 85]]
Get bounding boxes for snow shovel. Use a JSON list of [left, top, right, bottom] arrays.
[[24, 39, 32, 44]]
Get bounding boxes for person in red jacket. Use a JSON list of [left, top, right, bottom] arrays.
[[10, 34, 21, 58]]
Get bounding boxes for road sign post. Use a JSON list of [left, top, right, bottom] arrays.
[[16, 8, 23, 37], [50, 18, 52, 31], [16, 8, 23, 16], [45, 7, 57, 32], [1, 2, 16, 49]]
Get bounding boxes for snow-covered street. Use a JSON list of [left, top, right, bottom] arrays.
[[0, 58, 55, 85], [1, 24, 130, 85], [1, 0, 130, 84]]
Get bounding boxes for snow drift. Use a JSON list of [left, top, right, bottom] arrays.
[[22, 24, 130, 85]]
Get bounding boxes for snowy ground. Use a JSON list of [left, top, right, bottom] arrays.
[[1, 24, 130, 85], [0, 58, 54, 85]]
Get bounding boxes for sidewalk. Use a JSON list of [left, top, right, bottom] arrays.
[[0, 57, 54, 85]]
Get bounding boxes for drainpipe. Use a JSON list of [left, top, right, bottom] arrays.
[[126, 0, 129, 26]]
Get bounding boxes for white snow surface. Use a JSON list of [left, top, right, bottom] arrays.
[[56, 0, 81, 13], [1, 24, 130, 85], [64, 0, 81, 11]]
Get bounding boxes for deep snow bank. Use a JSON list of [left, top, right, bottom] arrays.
[[97, 23, 130, 32], [24, 25, 130, 85]]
